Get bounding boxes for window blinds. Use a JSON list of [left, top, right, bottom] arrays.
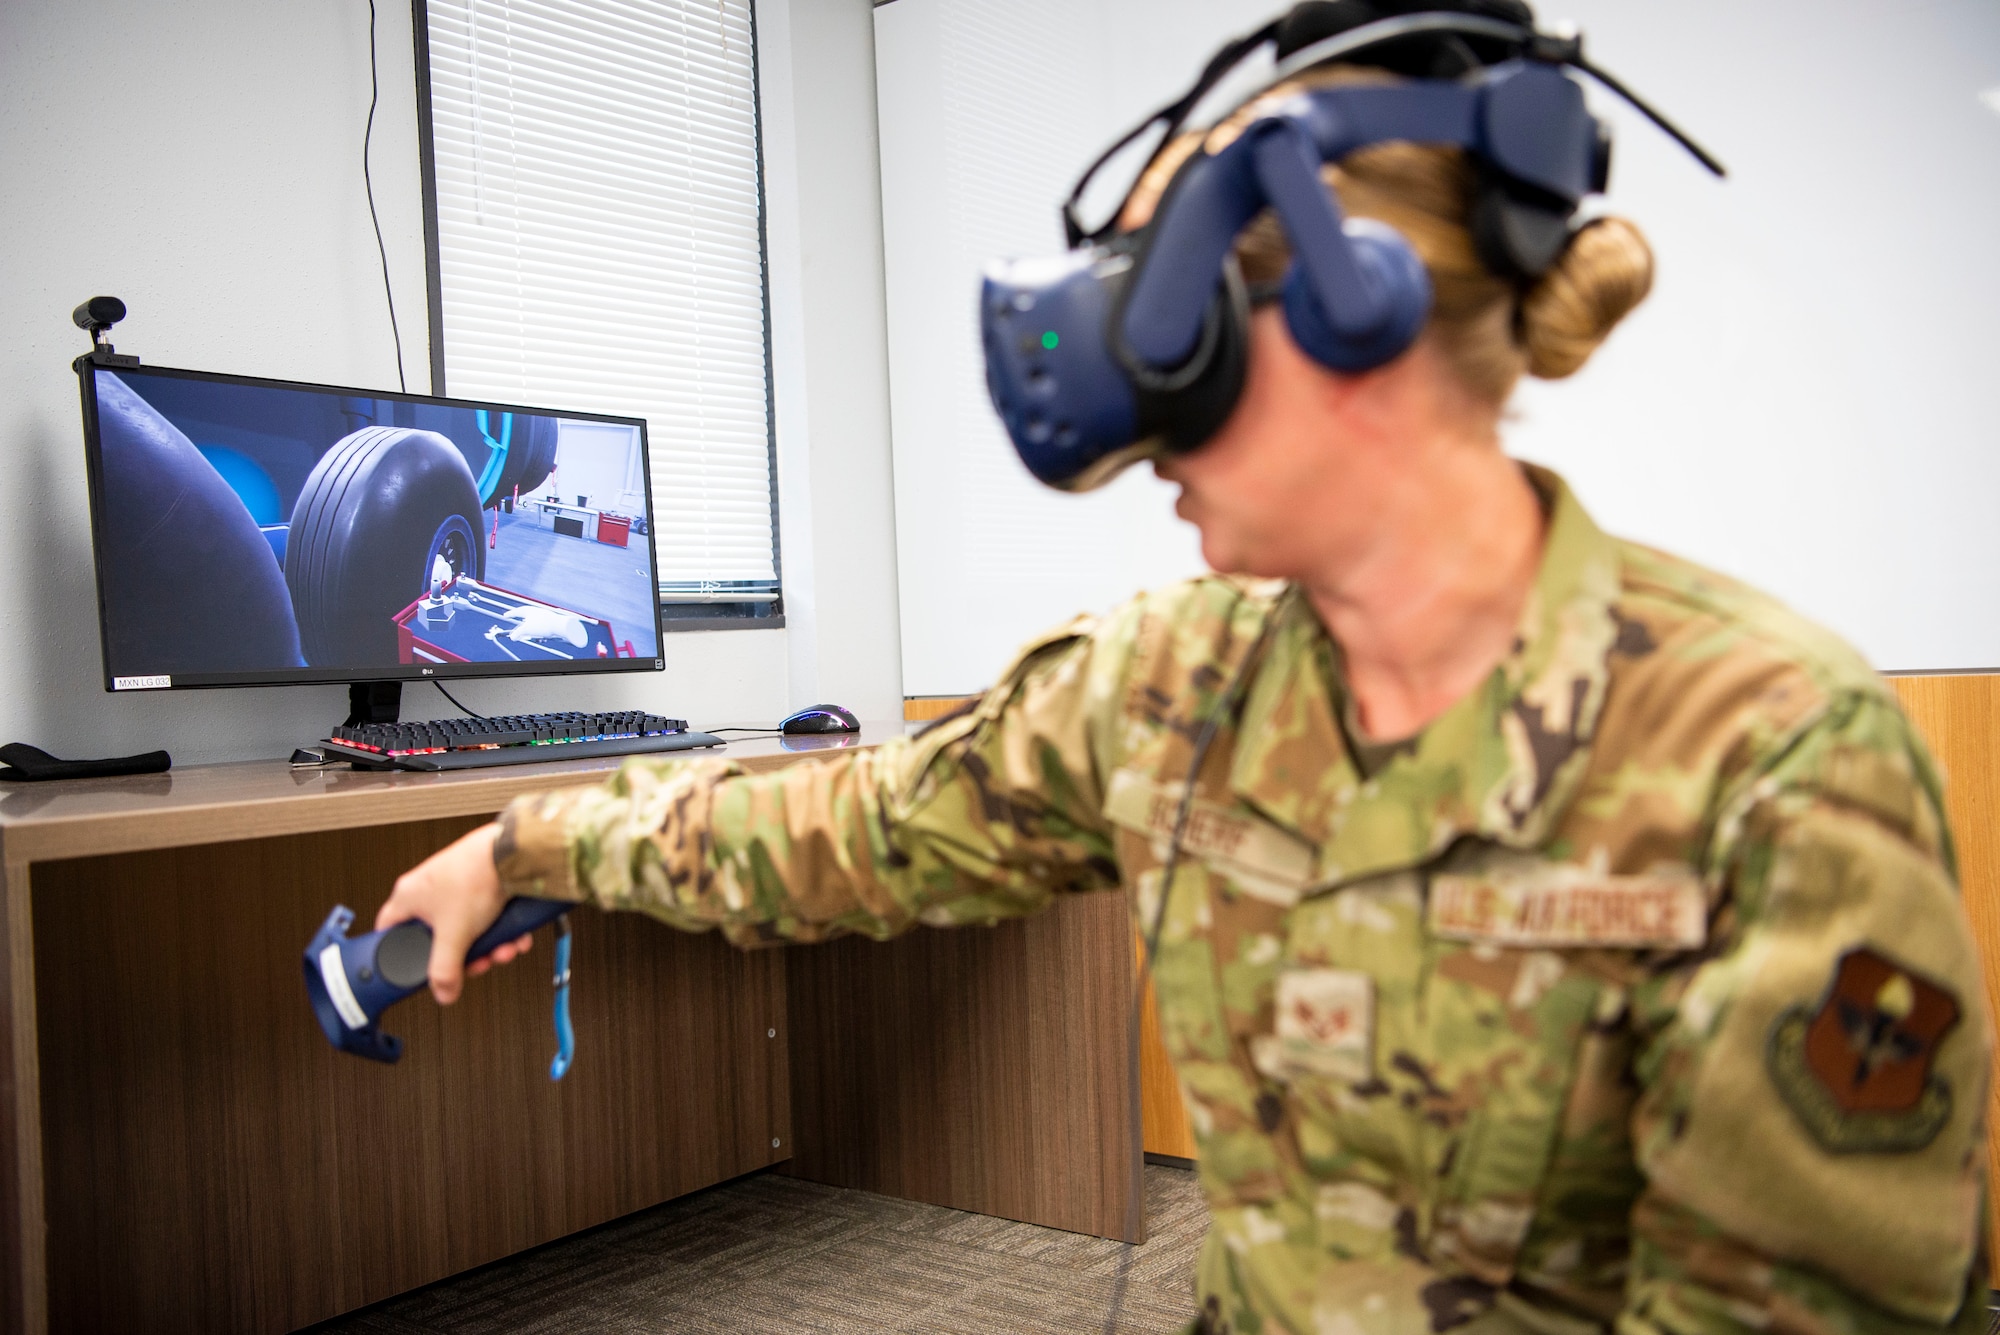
[[424, 0, 778, 596]]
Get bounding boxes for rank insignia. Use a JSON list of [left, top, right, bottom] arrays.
[[1767, 947, 1959, 1153], [1252, 968, 1373, 1083]]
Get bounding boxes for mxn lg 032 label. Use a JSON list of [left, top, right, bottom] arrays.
[[112, 675, 172, 691]]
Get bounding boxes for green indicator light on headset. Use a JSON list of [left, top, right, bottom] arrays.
[[1041, 331, 1060, 350]]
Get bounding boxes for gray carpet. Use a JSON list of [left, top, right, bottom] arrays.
[[311, 1164, 1208, 1334]]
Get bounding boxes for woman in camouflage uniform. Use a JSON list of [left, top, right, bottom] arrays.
[[383, 8, 1991, 1333]]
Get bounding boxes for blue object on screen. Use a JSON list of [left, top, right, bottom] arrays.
[[77, 362, 667, 689], [473, 409, 513, 504], [195, 443, 284, 525]]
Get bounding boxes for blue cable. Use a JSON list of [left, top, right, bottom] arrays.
[[473, 409, 513, 505], [550, 915, 575, 1081]]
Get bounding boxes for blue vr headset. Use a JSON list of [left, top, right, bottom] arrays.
[[980, 12, 1724, 491]]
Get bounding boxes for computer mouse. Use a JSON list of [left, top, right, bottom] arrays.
[[780, 703, 860, 735]]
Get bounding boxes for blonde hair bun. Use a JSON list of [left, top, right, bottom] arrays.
[[1519, 216, 1654, 379]]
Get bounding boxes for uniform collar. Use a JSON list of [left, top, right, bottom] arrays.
[[1228, 465, 1623, 882]]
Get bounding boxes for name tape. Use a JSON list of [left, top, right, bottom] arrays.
[[1429, 866, 1706, 950], [1104, 768, 1313, 901]]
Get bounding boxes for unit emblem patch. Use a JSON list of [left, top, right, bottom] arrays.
[[1767, 947, 1959, 1153], [1251, 968, 1373, 1082]]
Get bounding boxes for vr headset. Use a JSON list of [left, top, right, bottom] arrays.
[[980, 7, 1724, 491]]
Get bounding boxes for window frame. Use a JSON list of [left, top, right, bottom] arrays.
[[409, 0, 785, 631]]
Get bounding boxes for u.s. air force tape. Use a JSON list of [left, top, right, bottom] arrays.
[[1428, 864, 1707, 950]]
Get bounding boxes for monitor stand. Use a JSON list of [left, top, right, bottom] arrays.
[[346, 681, 402, 727]]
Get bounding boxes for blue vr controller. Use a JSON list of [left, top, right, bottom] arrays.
[[304, 896, 572, 1066]]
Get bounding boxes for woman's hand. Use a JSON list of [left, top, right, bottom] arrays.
[[375, 823, 534, 1005]]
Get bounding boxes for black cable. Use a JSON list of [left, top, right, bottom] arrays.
[[1102, 593, 1284, 1335], [433, 681, 486, 719], [1063, 12, 1725, 252], [1066, 14, 1531, 245], [1062, 19, 1281, 245], [708, 726, 785, 734], [364, 0, 408, 392], [1571, 55, 1727, 177]]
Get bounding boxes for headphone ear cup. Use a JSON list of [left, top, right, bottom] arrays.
[[1280, 218, 1431, 373]]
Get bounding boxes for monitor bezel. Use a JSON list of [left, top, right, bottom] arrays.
[[76, 358, 669, 692]]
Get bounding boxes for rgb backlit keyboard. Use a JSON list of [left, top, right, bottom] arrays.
[[320, 711, 720, 771]]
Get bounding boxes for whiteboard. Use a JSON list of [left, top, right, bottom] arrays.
[[875, 0, 2000, 693]]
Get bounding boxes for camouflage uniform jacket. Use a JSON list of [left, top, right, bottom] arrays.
[[497, 468, 1991, 1335]]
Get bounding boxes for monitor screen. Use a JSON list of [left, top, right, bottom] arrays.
[[77, 361, 666, 690]]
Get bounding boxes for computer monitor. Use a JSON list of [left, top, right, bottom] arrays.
[[76, 361, 666, 691]]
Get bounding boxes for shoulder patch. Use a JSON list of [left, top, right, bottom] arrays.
[[1766, 947, 1959, 1154]]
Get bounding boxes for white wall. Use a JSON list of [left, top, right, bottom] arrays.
[[546, 421, 646, 518], [761, 0, 906, 721], [876, 0, 2000, 692], [0, 0, 901, 766], [1505, 0, 2000, 673], [875, 0, 1208, 698]]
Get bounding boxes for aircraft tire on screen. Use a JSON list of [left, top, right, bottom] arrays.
[[510, 415, 559, 497], [91, 371, 307, 674], [468, 412, 558, 506], [285, 426, 486, 667], [424, 514, 481, 590]]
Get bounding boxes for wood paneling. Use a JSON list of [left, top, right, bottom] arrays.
[[0, 857, 45, 1335], [1135, 937, 1197, 1161], [898, 700, 1196, 1165], [1887, 673, 2000, 1273], [903, 696, 978, 723], [29, 819, 788, 1334], [0, 727, 1154, 1331], [783, 891, 1142, 1242]]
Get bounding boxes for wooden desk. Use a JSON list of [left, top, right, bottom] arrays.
[[0, 726, 1137, 1333]]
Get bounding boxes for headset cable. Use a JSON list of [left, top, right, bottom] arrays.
[[1103, 592, 1283, 1334], [365, 0, 408, 392]]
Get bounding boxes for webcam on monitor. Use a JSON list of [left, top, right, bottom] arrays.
[[73, 294, 138, 368]]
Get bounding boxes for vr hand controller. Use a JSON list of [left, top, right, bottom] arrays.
[[303, 896, 577, 1078]]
